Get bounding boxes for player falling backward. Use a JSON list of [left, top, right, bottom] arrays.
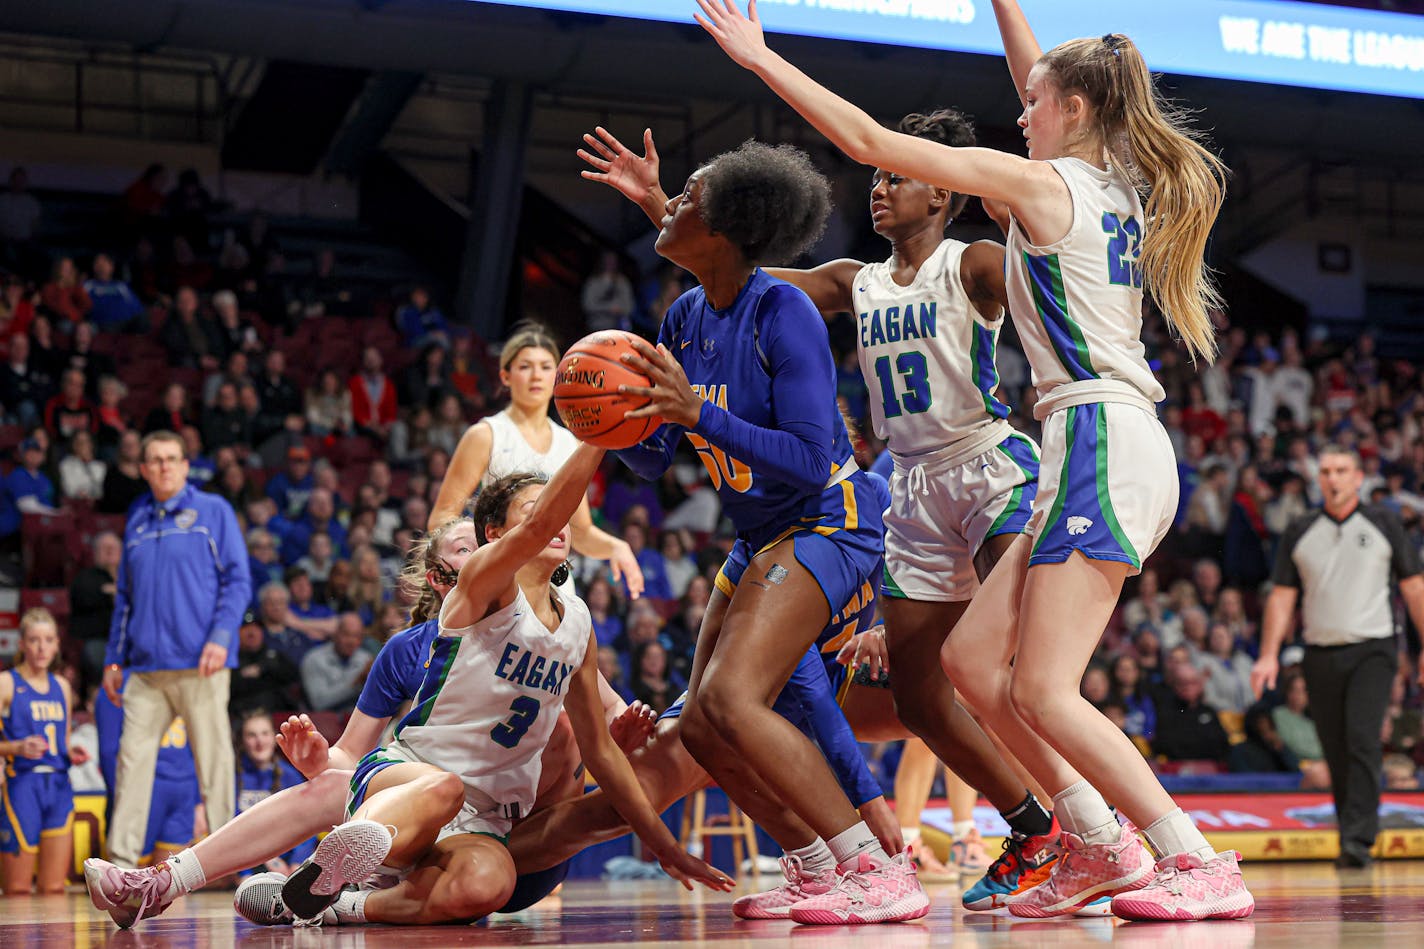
[[88, 443, 732, 927], [579, 111, 1069, 912]]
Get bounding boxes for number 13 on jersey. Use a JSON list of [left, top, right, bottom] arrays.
[[875, 351, 933, 418]]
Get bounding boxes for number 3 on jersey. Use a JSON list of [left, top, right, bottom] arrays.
[[1102, 212, 1143, 288], [491, 695, 541, 749], [875, 351, 932, 419]]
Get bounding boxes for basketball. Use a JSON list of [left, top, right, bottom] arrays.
[[554, 330, 664, 449]]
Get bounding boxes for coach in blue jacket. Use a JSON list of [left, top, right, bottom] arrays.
[[101, 430, 250, 868]]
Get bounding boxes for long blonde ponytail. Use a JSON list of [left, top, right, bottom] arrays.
[[1042, 34, 1228, 363]]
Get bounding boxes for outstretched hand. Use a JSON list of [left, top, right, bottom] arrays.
[[609, 701, 659, 753], [656, 844, 737, 892], [694, 0, 770, 70], [578, 127, 662, 206], [276, 713, 331, 778]]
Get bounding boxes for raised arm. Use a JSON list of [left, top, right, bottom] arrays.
[[429, 421, 492, 530], [990, 0, 1044, 107], [578, 126, 670, 227], [694, 2, 1054, 209], [564, 631, 734, 891], [765, 260, 862, 317], [444, 442, 607, 624]]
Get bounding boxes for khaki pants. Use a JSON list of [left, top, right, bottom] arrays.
[[108, 668, 234, 868]]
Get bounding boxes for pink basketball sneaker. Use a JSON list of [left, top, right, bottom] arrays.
[[788, 850, 930, 925], [1006, 827, 1151, 918], [1110, 850, 1255, 921], [731, 855, 838, 919], [84, 859, 177, 929]]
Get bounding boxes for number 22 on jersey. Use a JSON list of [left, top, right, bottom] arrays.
[[1102, 212, 1143, 289]]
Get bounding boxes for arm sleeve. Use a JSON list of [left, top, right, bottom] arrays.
[[1270, 514, 1311, 589], [355, 631, 415, 718], [690, 287, 839, 494], [779, 651, 883, 808], [210, 501, 252, 653]]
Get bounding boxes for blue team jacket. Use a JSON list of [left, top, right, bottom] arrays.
[[106, 484, 251, 672]]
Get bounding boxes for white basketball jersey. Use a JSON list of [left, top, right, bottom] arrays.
[[853, 239, 1010, 458], [482, 410, 580, 489], [1004, 158, 1165, 406], [392, 587, 591, 815]]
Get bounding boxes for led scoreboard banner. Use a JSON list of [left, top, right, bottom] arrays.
[[474, 0, 1424, 100]]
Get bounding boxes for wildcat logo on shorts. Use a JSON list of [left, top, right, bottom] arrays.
[[175, 509, 198, 529], [1066, 516, 1094, 536]]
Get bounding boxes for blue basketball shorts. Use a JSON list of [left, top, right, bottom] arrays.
[[1, 770, 73, 854]]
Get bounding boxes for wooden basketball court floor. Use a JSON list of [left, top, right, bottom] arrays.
[[5, 861, 1423, 948]]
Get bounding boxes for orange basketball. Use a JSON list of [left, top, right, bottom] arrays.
[[554, 330, 664, 449]]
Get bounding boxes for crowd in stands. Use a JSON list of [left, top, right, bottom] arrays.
[[3, 159, 1424, 800]]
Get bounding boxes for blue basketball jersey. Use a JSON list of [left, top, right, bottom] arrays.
[[2, 670, 69, 777], [621, 270, 856, 550]]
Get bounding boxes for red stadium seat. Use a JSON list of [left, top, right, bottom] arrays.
[[21, 511, 80, 587], [20, 588, 70, 625], [0, 424, 22, 456]]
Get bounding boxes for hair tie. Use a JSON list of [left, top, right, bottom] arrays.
[[1102, 34, 1124, 56]]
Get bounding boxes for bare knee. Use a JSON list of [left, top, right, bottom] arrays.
[[1008, 671, 1070, 733], [678, 701, 718, 763], [430, 855, 516, 922], [690, 681, 757, 750], [435, 772, 465, 814], [942, 640, 991, 708]]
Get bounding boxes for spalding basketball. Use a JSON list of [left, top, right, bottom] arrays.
[[554, 330, 664, 449]]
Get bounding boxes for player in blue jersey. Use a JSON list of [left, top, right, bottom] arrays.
[[1, 609, 88, 893], [582, 113, 1062, 906], [698, 0, 1251, 922], [233, 710, 316, 877], [598, 139, 927, 925], [95, 673, 202, 869]]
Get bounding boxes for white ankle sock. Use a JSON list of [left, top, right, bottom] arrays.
[[163, 848, 208, 899], [901, 826, 921, 846], [1052, 782, 1121, 846], [330, 888, 370, 924], [952, 819, 975, 840], [1143, 808, 1214, 862], [786, 838, 837, 875], [827, 821, 890, 868]]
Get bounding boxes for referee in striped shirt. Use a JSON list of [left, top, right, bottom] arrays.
[[1252, 444, 1424, 869]]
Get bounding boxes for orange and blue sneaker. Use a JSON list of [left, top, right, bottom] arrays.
[[961, 815, 1061, 911], [1006, 825, 1152, 918], [1110, 850, 1255, 921]]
